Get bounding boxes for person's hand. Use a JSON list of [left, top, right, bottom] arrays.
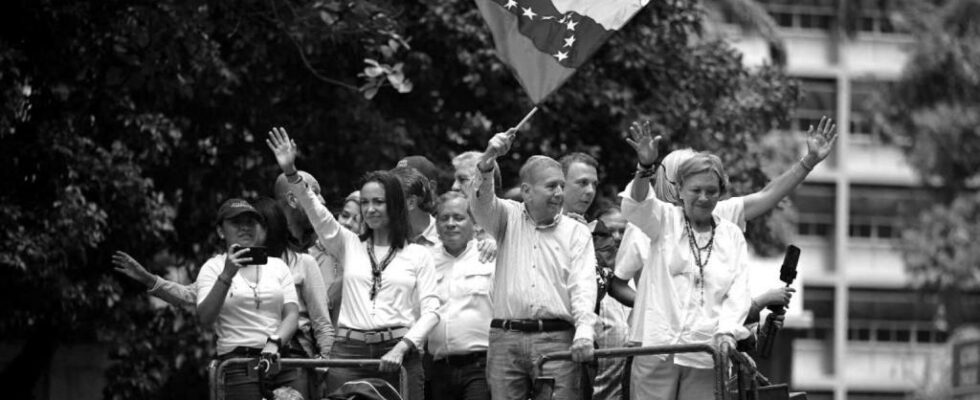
[[569, 338, 595, 363], [112, 251, 156, 288], [476, 238, 497, 263], [483, 128, 517, 161], [769, 313, 786, 330], [714, 333, 736, 361], [625, 120, 663, 167], [266, 127, 299, 175], [759, 287, 796, 308], [223, 245, 251, 275], [379, 341, 409, 372], [803, 116, 838, 167], [256, 343, 280, 375]]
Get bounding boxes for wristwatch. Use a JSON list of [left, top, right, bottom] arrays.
[[267, 335, 282, 347]]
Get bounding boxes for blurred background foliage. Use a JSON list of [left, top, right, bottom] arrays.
[[0, 0, 805, 398]]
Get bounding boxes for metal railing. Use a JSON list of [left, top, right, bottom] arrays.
[[208, 357, 408, 400]]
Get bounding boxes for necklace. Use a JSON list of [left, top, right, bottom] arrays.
[[367, 238, 398, 301], [242, 264, 262, 309], [684, 215, 715, 307]]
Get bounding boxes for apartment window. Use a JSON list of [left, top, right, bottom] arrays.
[[794, 78, 837, 135], [854, 0, 906, 35], [850, 80, 892, 143], [759, 0, 836, 32]]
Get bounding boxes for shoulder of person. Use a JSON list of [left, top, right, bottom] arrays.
[[201, 253, 226, 271], [401, 243, 433, 259], [265, 256, 293, 274], [715, 218, 746, 242]]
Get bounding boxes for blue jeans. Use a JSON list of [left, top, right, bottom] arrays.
[[219, 349, 299, 400], [487, 328, 581, 400], [429, 356, 490, 400], [325, 337, 423, 400]]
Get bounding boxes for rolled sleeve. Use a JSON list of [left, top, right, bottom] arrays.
[[280, 267, 299, 306], [195, 259, 219, 306], [568, 228, 599, 342], [619, 181, 669, 243], [469, 169, 507, 240]]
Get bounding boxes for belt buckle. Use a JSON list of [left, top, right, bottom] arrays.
[[364, 331, 381, 343]]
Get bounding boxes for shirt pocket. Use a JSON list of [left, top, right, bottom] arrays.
[[460, 268, 493, 296]]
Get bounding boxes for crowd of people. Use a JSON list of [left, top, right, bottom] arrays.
[[112, 116, 838, 400]]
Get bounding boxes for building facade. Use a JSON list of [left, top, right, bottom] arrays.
[[720, 1, 980, 399]]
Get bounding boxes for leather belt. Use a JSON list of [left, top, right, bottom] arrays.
[[336, 327, 408, 344], [490, 319, 574, 332], [434, 351, 487, 366]]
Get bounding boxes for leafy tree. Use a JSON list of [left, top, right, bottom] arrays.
[[880, 0, 980, 331], [0, 0, 797, 398]]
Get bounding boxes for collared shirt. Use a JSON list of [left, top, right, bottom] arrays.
[[614, 197, 747, 345], [617, 182, 751, 369], [428, 240, 495, 358], [469, 168, 598, 342], [290, 177, 442, 349], [412, 215, 440, 248]]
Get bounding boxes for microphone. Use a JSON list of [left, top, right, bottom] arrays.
[[760, 245, 800, 358]]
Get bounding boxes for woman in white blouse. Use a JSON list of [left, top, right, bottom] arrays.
[[619, 122, 752, 400], [195, 198, 300, 400], [266, 127, 440, 400]]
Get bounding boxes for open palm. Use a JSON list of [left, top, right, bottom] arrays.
[[806, 116, 838, 161], [266, 127, 298, 173], [625, 120, 663, 166]]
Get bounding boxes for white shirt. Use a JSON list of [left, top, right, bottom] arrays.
[[617, 183, 751, 369], [470, 169, 598, 342], [196, 254, 298, 356], [428, 240, 495, 359], [615, 197, 746, 344], [291, 178, 441, 348], [412, 215, 441, 247]]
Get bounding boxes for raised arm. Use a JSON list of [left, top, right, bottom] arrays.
[[113, 251, 197, 307], [624, 120, 663, 202], [267, 127, 357, 254], [742, 116, 837, 220], [469, 129, 516, 238]]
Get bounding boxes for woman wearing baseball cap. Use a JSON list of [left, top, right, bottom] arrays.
[[196, 198, 301, 399]]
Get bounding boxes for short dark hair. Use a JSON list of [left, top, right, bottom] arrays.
[[434, 191, 473, 221], [359, 170, 410, 250], [391, 166, 435, 214], [559, 152, 599, 176]]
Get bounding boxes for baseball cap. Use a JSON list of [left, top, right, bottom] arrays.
[[215, 198, 264, 225]]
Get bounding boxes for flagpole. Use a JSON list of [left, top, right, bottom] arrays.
[[512, 107, 538, 132]]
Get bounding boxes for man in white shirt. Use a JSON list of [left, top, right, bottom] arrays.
[[470, 129, 598, 400], [427, 191, 494, 400], [558, 152, 630, 400]]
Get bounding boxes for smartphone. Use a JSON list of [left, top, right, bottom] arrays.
[[240, 246, 268, 265]]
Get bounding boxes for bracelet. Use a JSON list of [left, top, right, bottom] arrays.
[[637, 162, 656, 171], [635, 168, 655, 179], [216, 274, 232, 287], [799, 157, 815, 172]]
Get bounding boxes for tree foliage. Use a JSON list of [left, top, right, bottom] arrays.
[[0, 0, 797, 398], [881, 0, 980, 331]]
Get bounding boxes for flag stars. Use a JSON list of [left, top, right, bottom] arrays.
[[554, 51, 568, 62], [522, 6, 537, 20], [566, 18, 578, 31], [563, 35, 576, 48], [504, 0, 517, 10]]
